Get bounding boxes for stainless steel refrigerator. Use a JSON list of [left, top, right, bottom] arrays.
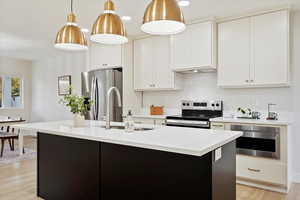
[[81, 67, 123, 122]]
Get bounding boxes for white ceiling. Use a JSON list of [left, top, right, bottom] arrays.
[[0, 0, 299, 60]]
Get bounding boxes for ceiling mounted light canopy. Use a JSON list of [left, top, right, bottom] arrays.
[[54, 0, 88, 51], [91, 0, 128, 45], [142, 0, 186, 35]]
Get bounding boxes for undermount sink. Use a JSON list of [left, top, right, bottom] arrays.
[[101, 125, 154, 131]]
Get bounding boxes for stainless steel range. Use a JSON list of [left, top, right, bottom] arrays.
[[166, 100, 223, 129]]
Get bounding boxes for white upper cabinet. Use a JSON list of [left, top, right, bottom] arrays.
[[89, 43, 122, 70], [134, 36, 182, 91], [218, 10, 290, 88], [171, 21, 216, 71], [134, 38, 153, 90], [251, 11, 289, 86], [218, 18, 251, 87]]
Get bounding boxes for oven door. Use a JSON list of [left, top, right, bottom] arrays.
[[231, 125, 280, 159]]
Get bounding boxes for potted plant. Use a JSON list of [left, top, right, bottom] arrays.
[[59, 91, 92, 127]]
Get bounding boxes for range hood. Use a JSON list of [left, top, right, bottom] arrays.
[[172, 66, 217, 74]]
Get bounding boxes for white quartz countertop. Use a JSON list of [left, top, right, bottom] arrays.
[[210, 117, 292, 126], [13, 120, 242, 157]]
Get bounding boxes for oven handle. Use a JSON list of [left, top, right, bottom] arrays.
[[166, 119, 210, 127], [241, 131, 277, 140], [166, 119, 209, 125]]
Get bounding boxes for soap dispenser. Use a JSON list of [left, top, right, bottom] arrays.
[[125, 110, 135, 132]]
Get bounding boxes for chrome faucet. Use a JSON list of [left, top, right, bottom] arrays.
[[106, 87, 122, 129]]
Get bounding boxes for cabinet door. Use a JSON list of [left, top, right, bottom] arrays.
[[172, 27, 192, 69], [172, 21, 215, 70], [152, 36, 174, 89], [252, 10, 289, 86], [190, 22, 214, 68], [134, 38, 154, 90], [90, 44, 122, 69], [218, 18, 251, 87]]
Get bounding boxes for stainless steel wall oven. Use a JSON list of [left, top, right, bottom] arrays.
[[231, 125, 280, 159]]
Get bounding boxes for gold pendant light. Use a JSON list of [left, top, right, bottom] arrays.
[[91, 0, 128, 45], [142, 0, 186, 35], [54, 0, 88, 51]]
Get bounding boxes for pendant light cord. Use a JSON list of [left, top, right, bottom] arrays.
[[70, 0, 73, 13]]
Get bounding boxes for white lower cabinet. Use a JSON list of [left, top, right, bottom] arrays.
[[210, 123, 225, 130], [236, 155, 287, 186], [133, 117, 166, 126], [134, 36, 182, 91], [211, 122, 290, 192]]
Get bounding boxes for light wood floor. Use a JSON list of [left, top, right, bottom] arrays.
[[0, 137, 299, 200]]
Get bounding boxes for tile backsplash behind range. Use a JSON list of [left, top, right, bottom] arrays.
[[142, 73, 293, 114]]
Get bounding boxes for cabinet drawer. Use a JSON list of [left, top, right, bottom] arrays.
[[211, 123, 225, 130], [133, 118, 155, 125], [133, 118, 166, 126], [237, 155, 287, 185]]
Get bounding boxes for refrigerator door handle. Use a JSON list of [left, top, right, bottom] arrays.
[[91, 77, 96, 120], [94, 78, 99, 120]]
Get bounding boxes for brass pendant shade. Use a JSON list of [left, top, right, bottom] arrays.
[[55, 14, 88, 51], [91, 0, 128, 45], [54, 1, 88, 51], [142, 0, 186, 35]]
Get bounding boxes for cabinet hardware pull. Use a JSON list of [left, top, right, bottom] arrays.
[[248, 168, 261, 173], [250, 80, 254, 82], [213, 125, 224, 127], [246, 80, 249, 83]]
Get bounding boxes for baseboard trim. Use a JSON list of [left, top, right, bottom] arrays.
[[236, 180, 288, 193], [293, 172, 300, 183]]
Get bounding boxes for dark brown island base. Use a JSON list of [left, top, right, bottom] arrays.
[[37, 132, 236, 200]]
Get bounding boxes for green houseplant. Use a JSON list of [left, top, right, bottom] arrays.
[[59, 90, 92, 127]]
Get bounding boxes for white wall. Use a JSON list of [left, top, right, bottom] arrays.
[[31, 42, 141, 122], [31, 51, 87, 122], [290, 8, 300, 182], [141, 8, 300, 182], [0, 57, 32, 120]]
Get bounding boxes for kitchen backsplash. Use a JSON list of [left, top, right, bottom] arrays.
[[141, 73, 294, 114]]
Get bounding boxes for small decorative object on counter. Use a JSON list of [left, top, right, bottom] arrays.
[[150, 105, 164, 115], [59, 88, 93, 127], [251, 111, 261, 119], [267, 103, 278, 120], [124, 110, 135, 133], [237, 107, 252, 119]]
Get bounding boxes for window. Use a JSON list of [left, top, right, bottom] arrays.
[[0, 76, 23, 108]]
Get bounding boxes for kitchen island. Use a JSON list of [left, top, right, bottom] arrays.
[[13, 120, 242, 200]]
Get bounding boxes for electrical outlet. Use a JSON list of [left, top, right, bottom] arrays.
[[214, 147, 222, 162]]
